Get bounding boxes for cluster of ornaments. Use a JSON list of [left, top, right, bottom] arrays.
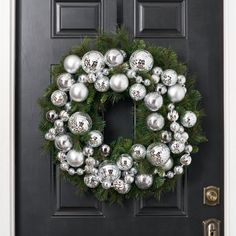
[[46, 49, 198, 194]]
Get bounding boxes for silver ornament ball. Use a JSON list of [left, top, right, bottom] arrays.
[[57, 73, 74, 91], [46, 110, 58, 122], [181, 111, 197, 128], [152, 67, 163, 76], [156, 83, 167, 95], [116, 154, 133, 171], [151, 74, 160, 84], [59, 110, 69, 122], [167, 110, 179, 122], [100, 144, 111, 157], [166, 171, 174, 179], [130, 144, 146, 160], [66, 150, 84, 167], [144, 92, 163, 111], [110, 74, 129, 92], [161, 158, 173, 171], [160, 130, 172, 143], [64, 55, 81, 74], [177, 75, 186, 85], [78, 74, 88, 83], [129, 83, 146, 101], [180, 154, 192, 166], [98, 161, 121, 183], [94, 76, 110, 92], [84, 174, 99, 188], [101, 181, 112, 189], [76, 168, 84, 175], [124, 175, 134, 184], [104, 49, 124, 67], [83, 145, 94, 157], [170, 141, 185, 154], [54, 134, 73, 152], [174, 166, 184, 175], [68, 168, 75, 175], [135, 174, 153, 189], [60, 162, 69, 171], [168, 84, 186, 103], [161, 69, 178, 86], [146, 113, 165, 131], [51, 90, 68, 107], [88, 130, 103, 148], [69, 83, 89, 102], [87, 73, 97, 83], [81, 51, 104, 73]]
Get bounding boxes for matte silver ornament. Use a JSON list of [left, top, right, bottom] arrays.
[[54, 134, 73, 152], [144, 92, 163, 111], [174, 166, 184, 175], [174, 132, 182, 141], [68, 112, 92, 134], [46, 110, 58, 122], [167, 84, 186, 103], [129, 83, 146, 101], [151, 74, 160, 84], [104, 49, 124, 67], [161, 69, 178, 86], [51, 90, 68, 107], [130, 167, 138, 175], [94, 76, 110, 92], [66, 150, 84, 167], [78, 74, 88, 83], [135, 174, 153, 189], [57, 73, 74, 91], [170, 141, 185, 154], [84, 174, 99, 188], [181, 132, 189, 142], [124, 175, 134, 184], [98, 161, 121, 183], [156, 83, 167, 95], [63, 55, 81, 74], [161, 158, 173, 171], [110, 74, 129, 92], [76, 168, 84, 175], [160, 130, 172, 143], [81, 51, 105, 73], [88, 130, 103, 147], [130, 144, 146, 160], [129, 50, 154, 71], [147, 143, 170, 166], [83, 145, 94, 157], [146, 113, 165, 131], [153, 67, 163, 76], [100, 144, 111, 157], [116, 154, 133, 171], [69, 83, 89, 102], [68, 168, 75, 175], [181, 111, 197, 128], [168, 103, 175, 111], [135, 76, 143, 83], [177, 75, 186, 85], [180, 154, 192, 166]]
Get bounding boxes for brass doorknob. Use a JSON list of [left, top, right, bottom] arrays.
[[203, 186, 220, 206], [206, 189, 218, 202]]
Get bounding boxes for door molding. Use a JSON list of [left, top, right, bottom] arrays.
[[0, 0, 235, 235]]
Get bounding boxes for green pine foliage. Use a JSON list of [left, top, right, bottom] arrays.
[[38, 28, 207, 204]]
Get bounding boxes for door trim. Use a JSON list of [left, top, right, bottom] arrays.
[[0, 0, 235, 235]]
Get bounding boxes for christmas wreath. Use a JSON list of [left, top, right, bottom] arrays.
[[39, 29, 207, 203]]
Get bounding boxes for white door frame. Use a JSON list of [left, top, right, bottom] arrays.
[[1, 0, 235, 235]]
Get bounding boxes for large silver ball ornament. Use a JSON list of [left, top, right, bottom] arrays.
[[88, 130, 103, 147], [100, 144, 111, 157], [84, 174, 99, 188], [167, 84, 186, 103], [110, 74, 129, 92], [94, 76, 110, 92], [161, 158, 173, 171], [69, 83, 89, 102], [170, 141, 185, 154], [104, 49, 124, 67], [129, 83, 146, 101], [57, 73, 74, 91], [144, 92, 163, 111], [68, 112, 92, 134], [116, 154, 133, 171], [98, 161, 121, 183], [81, 51, 104, 73], [66, 150, 84, 167], [181, 111, 197, 128], [51, 90, 68, 107], [146, 113, 165, 131], [54, 134, 73, 152], [161, 69, 178, 86], [147, 143, 170, 166], [130, 144, 146, 160], [46, 110, 58, 122], [63, 55, 81, 74], [129, 50, 154, 71], [135, 174, 153, 189], [180, 154, 192, 166]]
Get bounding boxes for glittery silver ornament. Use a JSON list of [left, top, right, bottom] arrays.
[[181, 111, 197, 128], [177, 75, 186, 85], [129, 50, 154, 71], [98, 161, 121, 183], [170, 141, 185, 154], [81, 51, 104, 73], [146, 113, 165, 131], [94, 76, 110, 92], [60, 162, 69, 171], [127, 69, 136, 78], [51, 90, 68, 107], [124, 175, 134, 184], [88, 130, 103, 147], [170, 122, 180, 133], [116, 154, 133, 171], [68, 112, 92, 134], [84, 165, 93, 174], [174, 166, 184, 175], [153, 67, 163, 76], [167, 110, 179, 122], [100, 144, 111, 157], [110, 74, 129, 92], [151, 74, 160, 84], [104, 49, 124, 67], [161, 158, 173, 171], [160, 130, 172, 143], [147, 143, 170, 166], [116, 182, 131, 194], [66, 150, 84, 167], [85, 157, 96, 166], [57, 73, 74, 91], [54, 134, 73, 152], [87, 73, 97, 83], [84, 174, 99, 188], [59, 110, 69, 122], [185, 144, 193, 153], [144, 92, 163, 111], [156, 83, 167, 95], [83, 145, 94, 157], [69, 83, 89, 102], [76, 168, 84, 175], [78, 74, 88, 83], [63, 55, 81, 74], [54, 119, 64, 128], [130, 144, 146, 160], [46, 110, 58, 122], [68, 168, 75, 175], [129, 83, 146, 101], [101, 181, 112, 189], [167, 84, 186, 103], [161, 69, 178, 86], [135, 174, 153, 189], [166, 171, 174, 179], [180, 154, 192, 166]]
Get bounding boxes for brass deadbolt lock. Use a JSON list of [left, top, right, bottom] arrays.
[[203, 186, 220, 206]]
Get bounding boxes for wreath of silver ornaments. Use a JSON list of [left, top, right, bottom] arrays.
[[45, 49, 198, 194]]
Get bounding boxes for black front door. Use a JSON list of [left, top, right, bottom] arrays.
[[16, 0, 224, 235]]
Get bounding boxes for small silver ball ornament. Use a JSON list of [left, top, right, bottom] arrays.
[[135, 174, 153, 189], [116, 154, 133, 171], [104, 49, 124, 67], [46, 110, 58, 122], [60, 162, 69, 171], [59, 110, 69, 122], [167, 110, 179, 122], [78, 74, 88, 83], [161, 69, 178, 86], [129, 83, 146, 101], [177, 75, 186, 85], [146, 113, 165, 131], [54, 134, 73, 152], [166, 171, 174, 179], [185, 144, 193, 153], [144, 92, 163, 111], [63, 55, 81, 74], [160, 131, 172, 143], [101, 181, 112, 189], [76, 168, 84, 175], [151, 74, 160, 84], [174, 166, 184, 175], [57, 73, 74, 91], [88, 130, 103, 147], [126, 69, 136, 78], [51, 90, 68, 107], [83, 145, 94, 157], [100, 144, 111, 157], [170, 141, 185, 154], [152, 67, 163, 76], [54, 119, 64, 128], [68, 168, 75, 175], [130, 144, 146, 160], [110, 74, 129, 92], [181, 111, 197, 128], [66, 150, 84, 167], [98, 161, 121, 183], [168, 84, 186, 103], [84, 174, 99, 188], [87, 73, 97, 83], [156, 83, 167, 95], [180, 154, 192, 166], [94, 76, 110, 92], [124, 175, 134, 184], [69, 83, 89, 102]]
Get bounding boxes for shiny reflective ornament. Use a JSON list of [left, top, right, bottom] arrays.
[[68, 112, 92, 134], [102, 68, 109, 76], [87, 73, 97, 83], [57, 151, 66, 162], [94, 76, 110, 92], [167, 84, 186, 103], [110, 74, 129, 92], [104, 49, 124, 67], [55, 127, 65, 134], [156, 83, 167, 95], [177, 75, 186, 85], [116, 154, 133, 171], [135, 174, 153, 189], [69, 83, 89, 102], [146, 113, 165, 131], [51, 90, 68, 107], [179, 126, 185, 133], [57, 73, 74, 91], [147, 143, 170, 166], [168, 103, 175, 111], [85, 157, 96, 166], [124, 175, 134, 184], [59, 110, 69, 122], [167, 110, 179, 122], [65, 102, 72, 111], [180, 154, 192, 166], [151, 74, 160, 84], [68, 168, 75, 175], [129, 83, 146, 101], [166, 171, 174, 179], [45, 133, 55, 141], [84, 174, 99, 188], [101, 181, 111, 189], [161, 158, 173, 171], [170, 141, 185, 154], [66, 150, 84, 167], [100, 144, 111, 157], [144, 92, 163, 111], [144, 79, 151, 86], [83, 145, 94, 157], [54, 119, 64, 128], [82, 51, 104, 73], [174, 132, 182, 141], [130, 144, 146, 160], [153, 67, 163, 76], [78, 74, 88, 83], [46, 110, 58, 122], [174, 166, 184, 175], [185, 144, 193, 153], [129, 50, 154, 71], [60, 162, 69, 171], [98, 161, 121, 183], [54, 134, 73, 152], [88, 130, 103, 147], [116, 182, 131, 194], [170, 122, 180, 133], [181, 111, 197, 128], [161, 69, 178, 86], [126, 69, 136, 78], [63, 55, 81, 74], [135, 76, 143, 83], [161, 130, 172, 143], [76, 168, 84, 175], [130, 167, 138, 175], [181, 132, 189, 142]]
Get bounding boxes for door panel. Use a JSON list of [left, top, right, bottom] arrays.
[[16, 0, 224, 235]]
